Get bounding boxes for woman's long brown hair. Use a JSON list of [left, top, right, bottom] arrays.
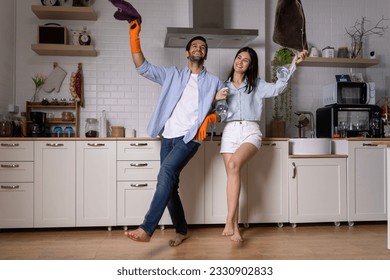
[[225, 47, 259, 93]]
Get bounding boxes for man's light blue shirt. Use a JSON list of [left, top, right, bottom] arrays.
[[137, 59, 224, 143]]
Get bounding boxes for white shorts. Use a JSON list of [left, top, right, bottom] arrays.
[[220, 121, 262, 153]]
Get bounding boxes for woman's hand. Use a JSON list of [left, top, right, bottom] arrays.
[[215, 87, 229, 101], [296, 49, 308, 64]]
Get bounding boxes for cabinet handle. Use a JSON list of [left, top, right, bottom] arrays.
[[46, 143, 64, 147], [261, 143, 276, 146], [362, 143, 378, 147], [1, 164, 20, 168], [130, 183, 148, 188], [87, 143, 105, 147], [130, 163, 148, 167], [1, 143, 19, 147], [292, 162, 297, 179], [130, 143, 148, 146], [1, 185, 20, 189]]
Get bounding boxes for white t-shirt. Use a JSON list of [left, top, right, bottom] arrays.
[[162, 74, 199, 138]]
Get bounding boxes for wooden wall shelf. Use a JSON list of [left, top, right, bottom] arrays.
[[31, 5, 97, 21], [299, 57, 380, 68], [31, 44, 97, 57]]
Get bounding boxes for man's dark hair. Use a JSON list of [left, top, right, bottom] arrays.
[[185, 36, 208, 55]]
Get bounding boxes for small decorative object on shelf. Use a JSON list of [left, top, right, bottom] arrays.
[[41, 0, 60, 6], [31, 73, 46, 102], [79, 26, 91, 46], [345, 16, 389, 58], [72, 0, 90, 7]]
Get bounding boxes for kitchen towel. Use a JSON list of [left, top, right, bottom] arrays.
[[272, 0, 308, 52], [109, 0, 142, 23]]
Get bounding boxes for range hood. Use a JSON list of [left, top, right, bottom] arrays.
[[164, 0, 258, 49]]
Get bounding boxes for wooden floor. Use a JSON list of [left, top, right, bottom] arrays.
[[0, 222, 389, 260]]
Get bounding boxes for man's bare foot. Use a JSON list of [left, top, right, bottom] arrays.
[[230, 230, 243, 242], [169, 233, 190, 247], [125, 228, 151, 242]]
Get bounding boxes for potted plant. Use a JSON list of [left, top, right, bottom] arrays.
[[345, 16, 389, 58], [270, 47, 294, 137]]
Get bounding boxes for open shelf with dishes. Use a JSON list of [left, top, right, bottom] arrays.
[[26, 101, 80, 137]]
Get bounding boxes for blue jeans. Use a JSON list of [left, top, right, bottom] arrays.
[[139, 137, 200, 236]]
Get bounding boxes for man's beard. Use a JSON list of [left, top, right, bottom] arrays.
[[188, 53, 205, 65]]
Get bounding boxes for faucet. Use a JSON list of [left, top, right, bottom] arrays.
[[294, 111, 315, 138]]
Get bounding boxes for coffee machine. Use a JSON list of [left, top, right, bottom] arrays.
[[29, 112, 46, 137]]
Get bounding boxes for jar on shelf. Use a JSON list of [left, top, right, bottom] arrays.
[[85, 118, 99, 137], [62, 112, 74, 121]]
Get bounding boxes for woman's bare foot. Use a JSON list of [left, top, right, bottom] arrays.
[[222, 225, 234, 236], [222, 220, 234, 236], [230, 226, 243, 242], [169, 233, 190, 247], [125, 228, 151, 242]]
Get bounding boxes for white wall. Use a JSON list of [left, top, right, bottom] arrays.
[[1, 0, 389, 137], [0, 0, 15, 115]]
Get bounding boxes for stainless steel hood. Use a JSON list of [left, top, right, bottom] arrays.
[[164, 0, 258, 49]]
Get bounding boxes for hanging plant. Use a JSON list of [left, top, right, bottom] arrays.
[[271, 47, 294, 123]]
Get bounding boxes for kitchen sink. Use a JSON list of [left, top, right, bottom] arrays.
[[289, 138, 332, 155]]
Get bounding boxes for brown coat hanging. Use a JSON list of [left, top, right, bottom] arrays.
[[272, 0, 308, 52]]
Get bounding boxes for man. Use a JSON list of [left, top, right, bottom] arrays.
[[125, 18, 224, 246]]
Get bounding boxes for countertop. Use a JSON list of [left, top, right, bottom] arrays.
[[1, 137, 390, 142]]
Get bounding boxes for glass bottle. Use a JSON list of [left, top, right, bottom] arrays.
[[215, 99, 228, 121], [85, 118, 99, 137]]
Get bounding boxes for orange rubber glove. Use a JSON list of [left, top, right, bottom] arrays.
[[129, 20, 142, 54], [196, 113, 218, 141]]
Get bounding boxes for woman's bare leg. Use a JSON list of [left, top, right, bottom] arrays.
[[222, 143, 257, 240]]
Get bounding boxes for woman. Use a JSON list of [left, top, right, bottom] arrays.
[[219, 47, 306, 242]]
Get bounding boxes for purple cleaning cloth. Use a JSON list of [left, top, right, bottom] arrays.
[[109, 0, 142, 23]]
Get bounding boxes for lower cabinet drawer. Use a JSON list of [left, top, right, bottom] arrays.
[[0, 162, 33, 182], [0, 182, 33, 228], [0, 141, 33, 161], [116, 181, 156, 225], [117, 161, 159, 181]]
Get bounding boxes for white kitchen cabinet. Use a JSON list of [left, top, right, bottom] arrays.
[[76, 141, 116, 227], [204, 141, 248, 224], [347, 141, 387, 224], [387, 147, 390, 250], [116, 140, 170, 226], [34, 140, 76, 227], [289, 156, 347, 225], [247, 141, 288, 225], [0, 141, 34, 228]]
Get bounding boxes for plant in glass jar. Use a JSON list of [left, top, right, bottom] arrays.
[[31, 73, 46, 103], [270, 47, 294, 137], [345, 16, 389, 58]]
